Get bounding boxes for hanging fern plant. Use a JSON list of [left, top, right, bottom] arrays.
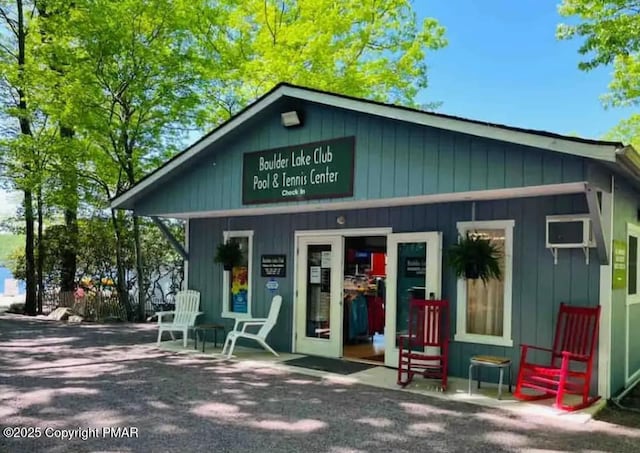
[[214, 240, 243, 271], [447, 232, 502, 284]]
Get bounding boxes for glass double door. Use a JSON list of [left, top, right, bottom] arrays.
[[295, 235, 344, 357], [294, 231, 442, 362], [384, 232, 442, 367]]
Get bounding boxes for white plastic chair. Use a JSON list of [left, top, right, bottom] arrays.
[[222, 295, 282, 358], [156, 290, 203, 348]]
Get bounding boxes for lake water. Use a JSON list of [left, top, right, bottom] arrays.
[[0, 266, 25, 294]]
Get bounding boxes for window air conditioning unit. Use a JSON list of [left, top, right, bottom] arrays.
[[546, 214, 594, 265]]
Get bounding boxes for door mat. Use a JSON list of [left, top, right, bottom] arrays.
[[283, 356, 378, 375]]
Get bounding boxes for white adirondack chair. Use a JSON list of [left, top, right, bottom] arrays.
[[156, 290, 203, 348], [222, 295, 282, 358]]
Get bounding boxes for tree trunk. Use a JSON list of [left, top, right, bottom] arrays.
[[23, 189, 37, 315], [16, 0, 36, 316], [124, 140, 145, 321], [36, 187, 44, 314], [59, 127, 78, 292], [133, 215, 145, 321], [35, 5, 79, 294], [111, 208, 132, 320]]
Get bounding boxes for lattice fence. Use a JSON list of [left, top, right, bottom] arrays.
[[42, 290, 128, 322]]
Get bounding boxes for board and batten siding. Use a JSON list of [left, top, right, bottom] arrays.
[[134, 100, 588, 216], [611, 180, 640, 395], [189, 193, 600, 388]]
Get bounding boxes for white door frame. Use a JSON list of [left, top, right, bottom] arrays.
[[626, 223, 640, 384], [294, 235, 344, 357], [384, 232, 443, 368], [597, 180, 613, 399], [292, 227, 392, 356]]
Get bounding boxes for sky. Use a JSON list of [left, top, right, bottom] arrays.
[[416, 0, 635, 138], [0, 2, 635, 218], [0, 191, 20, 218]]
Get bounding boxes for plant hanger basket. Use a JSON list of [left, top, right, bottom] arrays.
[[447, 231, 502, 284], [214, 240, 243, 271]]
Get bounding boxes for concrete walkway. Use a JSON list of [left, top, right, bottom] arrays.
[[1, 314, 639, 453]]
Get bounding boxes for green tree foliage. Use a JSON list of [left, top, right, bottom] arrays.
[[558, 0, 640, 108], [8, 217, 183, 305], [558, 1, 640, 147], [8, 218, 119, 286], [1, 0, 446, 320], [0, 0, 48, 314], [605, 113, 640, 148], [194, 0, 446, 122], [30, 0, 207, 319], [140, 221, 184, 305]]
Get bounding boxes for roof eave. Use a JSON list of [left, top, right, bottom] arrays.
[[616, 146, 640, 181], [281, 85, 620, 163]]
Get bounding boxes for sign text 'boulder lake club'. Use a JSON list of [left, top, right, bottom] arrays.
[[242, 136, 355, 204]]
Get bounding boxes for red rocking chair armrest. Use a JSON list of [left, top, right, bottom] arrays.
[[560, 350, 590, 361], [520, 344, 553, 353]]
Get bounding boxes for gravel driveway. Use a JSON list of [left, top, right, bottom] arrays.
[[1, 314, 639, 453]]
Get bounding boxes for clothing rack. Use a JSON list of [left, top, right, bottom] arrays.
[[343, 292, 385, 343]]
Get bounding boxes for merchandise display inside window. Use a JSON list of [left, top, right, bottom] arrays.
[[226, 235, 250, 314], [342, 236, 387, 363]]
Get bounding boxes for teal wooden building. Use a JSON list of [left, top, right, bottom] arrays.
[[113, 83, 640, 400]]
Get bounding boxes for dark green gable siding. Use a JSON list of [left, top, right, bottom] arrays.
[[134, 100, 588, 216], [189, 194, 600, 388], [611, 180, 640, 395]]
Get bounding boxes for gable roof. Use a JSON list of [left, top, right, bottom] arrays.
[[112, 82, 630, 209]]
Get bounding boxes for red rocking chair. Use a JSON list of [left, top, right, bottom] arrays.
[[514, 303, 601, 411], [397, 299, 449, 390]]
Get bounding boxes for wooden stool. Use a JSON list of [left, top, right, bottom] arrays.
[[468, 355, 512, 400]]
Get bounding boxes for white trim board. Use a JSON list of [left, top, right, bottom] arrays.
[[295, 227, 392, 238], [454, 220, 515, 348], [111, 83, 621, 209], [598, 176, 614, 399], [153, 182, 588, 219]]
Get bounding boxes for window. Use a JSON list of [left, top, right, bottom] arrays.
[[629, 234, 638, 296], [455, 220, 514, 347], [221, 231, 253, 318]]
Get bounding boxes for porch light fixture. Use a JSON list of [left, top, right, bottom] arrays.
[[336, 215, 346, 225], [281, 110, 301, 127]]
